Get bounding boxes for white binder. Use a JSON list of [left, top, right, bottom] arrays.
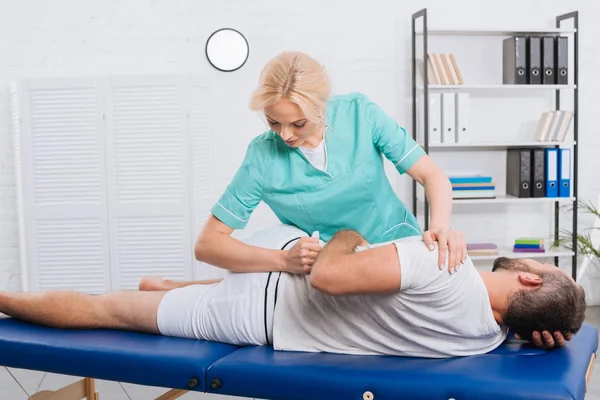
[[429, 93, 441, 143], [441, 92, 456, 143], [455, 93, 470, 143]]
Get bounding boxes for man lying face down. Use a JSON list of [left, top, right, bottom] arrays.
[[0, 226, 586, 358]]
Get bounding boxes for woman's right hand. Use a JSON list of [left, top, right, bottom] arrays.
[[284, 237, 322, 274]]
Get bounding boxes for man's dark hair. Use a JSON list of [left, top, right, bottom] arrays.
[[492, 257, 587, 343]]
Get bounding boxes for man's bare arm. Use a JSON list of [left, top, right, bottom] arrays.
[[310, 230, 401, 295]]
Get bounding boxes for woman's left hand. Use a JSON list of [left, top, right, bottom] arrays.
[[422, 228, 467, 273]]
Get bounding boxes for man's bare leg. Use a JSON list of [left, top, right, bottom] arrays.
[[139, 277, 223, 292], [0, 290, 166, 333]]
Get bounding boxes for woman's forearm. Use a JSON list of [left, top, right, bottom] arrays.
[[195, 233, 288, 273], [424, 173, 453, 230]]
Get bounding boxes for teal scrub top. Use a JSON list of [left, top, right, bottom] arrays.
[[211, 92, 426, 244]]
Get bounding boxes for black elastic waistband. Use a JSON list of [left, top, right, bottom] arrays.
[[263, 237, 301, 345]]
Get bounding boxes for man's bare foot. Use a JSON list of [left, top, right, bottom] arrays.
[[138, 277, 176, 292]]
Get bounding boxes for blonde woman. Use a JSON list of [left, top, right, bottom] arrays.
[[195, 50, 464, 274], [143, 51, 569, 349]]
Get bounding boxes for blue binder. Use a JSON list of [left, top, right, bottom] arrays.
[[558, 148, 571, 197], [545, 148, 558, 198]]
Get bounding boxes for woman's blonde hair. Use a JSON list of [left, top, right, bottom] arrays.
[[249, 51, 331, 122]]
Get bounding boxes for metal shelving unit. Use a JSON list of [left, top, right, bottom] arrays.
[[411, 8, 579, 278]]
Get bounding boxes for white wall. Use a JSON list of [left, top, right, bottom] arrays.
[[0, 0, 599, 290]]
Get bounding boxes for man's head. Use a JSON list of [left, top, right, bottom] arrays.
[[491, 257, 586, 343]]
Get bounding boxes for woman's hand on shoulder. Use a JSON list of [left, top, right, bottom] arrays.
[[284, 237, 322, 274], [422, 228, 467, 273]]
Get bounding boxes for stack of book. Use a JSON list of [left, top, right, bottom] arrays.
[[534, 110, 574, 142], [450, 176, 496, 199], [427, 53, 464, 85], [513, 238, 545, 253], [467, 243, 498, 257]]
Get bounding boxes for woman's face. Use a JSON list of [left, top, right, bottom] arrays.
[[264, 99, 323, 148]]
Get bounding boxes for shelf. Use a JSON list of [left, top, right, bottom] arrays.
[[420, 141, 575, 150], [411, 8, 580, 275], [421, 84, 576, 91], [418, 195, 575, 205], [452, 195, 575, 205], [470, 247, 574, 261], [415, 28, 576, 36]]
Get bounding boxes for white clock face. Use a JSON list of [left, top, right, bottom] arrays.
[[206, 28, 249, 72]]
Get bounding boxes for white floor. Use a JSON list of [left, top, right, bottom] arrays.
[[0, 367, 250, 400]]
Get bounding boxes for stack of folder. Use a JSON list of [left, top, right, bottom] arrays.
[[503, 35, 568, 85], [467, 243, 498, 257], [513, 238, 545, 253], [450, 176, 495, 199], [506, 148, 571, 198], [419, 92, 470, 145]]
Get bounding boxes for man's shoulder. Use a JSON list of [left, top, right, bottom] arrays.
[[391, 236, 434, 262], [390, 236, 429, 257]]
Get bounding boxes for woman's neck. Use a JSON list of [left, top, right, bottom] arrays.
[[301, 125, 325, 149]]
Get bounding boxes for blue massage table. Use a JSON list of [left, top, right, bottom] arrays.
[[0, 317, 597, 400]]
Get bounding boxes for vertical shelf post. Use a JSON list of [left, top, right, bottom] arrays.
[[411, 8, 430, 230], [556, 11, 579, 279]]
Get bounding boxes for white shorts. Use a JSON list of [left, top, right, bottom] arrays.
[[156, 270, 283, 346]]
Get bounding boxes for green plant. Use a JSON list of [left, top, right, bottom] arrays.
[[553, 199, 600, 259]]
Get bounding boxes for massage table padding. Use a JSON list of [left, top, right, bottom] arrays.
[[0, 318, 238, 392], [0, 317, 597, 400], [206, 323, 598, 400]]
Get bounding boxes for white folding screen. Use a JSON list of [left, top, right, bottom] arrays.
[[11, 74, 215, 293], [11, 78, 111, 294], [104, 75, 194, 290]]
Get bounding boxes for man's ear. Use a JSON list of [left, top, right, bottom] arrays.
[[518, 273, 543, 288]]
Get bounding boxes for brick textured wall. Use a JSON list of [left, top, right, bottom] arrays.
[[0, 0, 599, 289]]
